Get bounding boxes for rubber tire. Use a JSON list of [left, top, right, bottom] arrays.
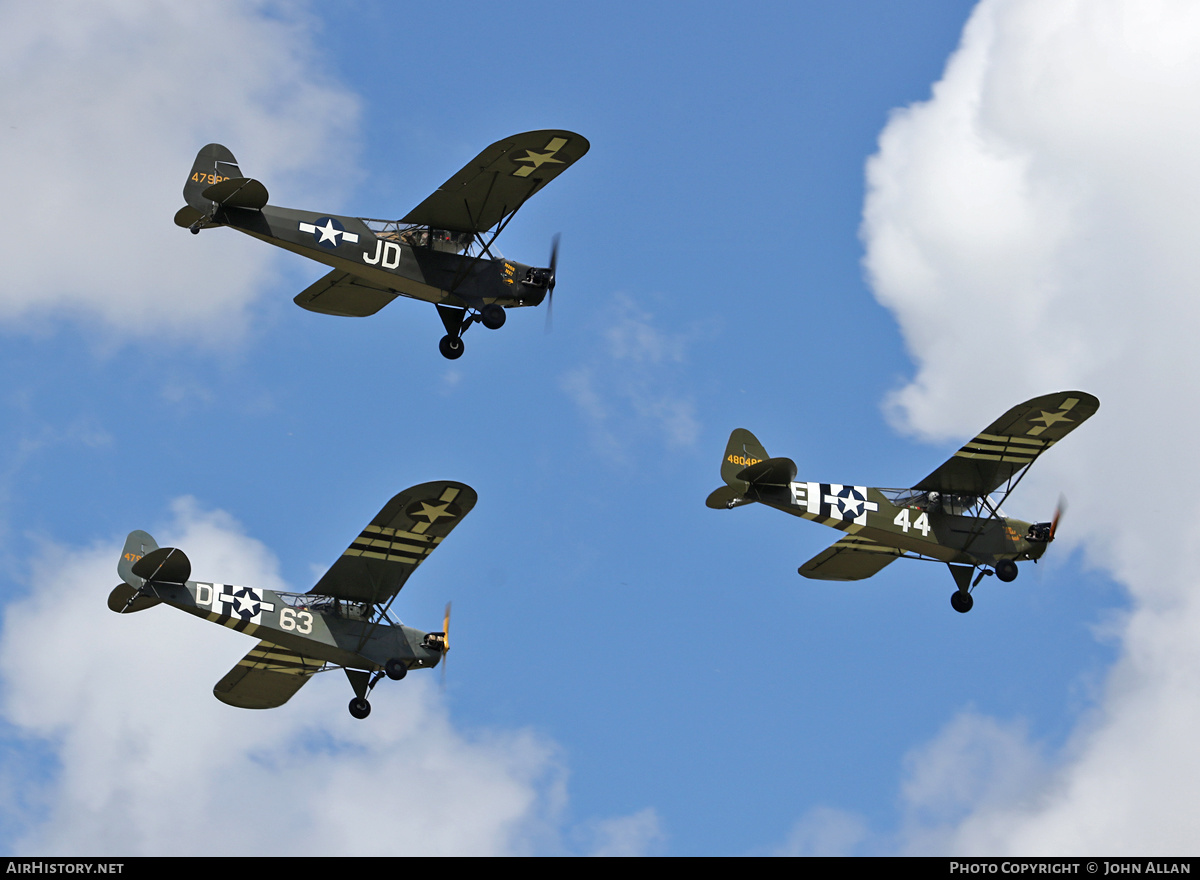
[[481, 304, 506, 330], [349, 697, 371, 719], [385, 658, 408, 681], [995, 559, 1018, 582], [951, 590, 974, 614], [439, 335, 465, 359]]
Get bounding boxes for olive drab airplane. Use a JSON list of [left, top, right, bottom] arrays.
[[108, 482, 475, 718], [707, 392, 1099, 613], [174, 131, 589, 359]]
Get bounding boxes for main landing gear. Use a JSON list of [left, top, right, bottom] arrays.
[[436, 304, 507, 359], [947, 560, 1021, 613], [345, 657, 410, 719]]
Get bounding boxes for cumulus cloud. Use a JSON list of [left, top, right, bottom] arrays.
[[857, 0, 1200, 854], [0, 0, 359, 344], [562, 293, 703, 462], [0, 500, 652, 855]]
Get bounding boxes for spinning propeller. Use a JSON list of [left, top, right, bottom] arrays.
[[544, 234, 559, 333], [1049, 495, 1066, 541], [440, 601, 451, 689]]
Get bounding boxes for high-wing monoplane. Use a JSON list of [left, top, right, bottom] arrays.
[[175, 132, 589, 358], [108, 482, 475, 717], [707, 392, 1099, 612]]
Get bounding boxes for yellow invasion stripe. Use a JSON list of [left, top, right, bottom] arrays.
[[343, 548, 421, 564], [954, 452, 1037, 463], [353, 537, 431, 554], [220, 618, 258, 637], [440, 486, 460, 503], [356, 535, 431, 550], [362, 525, 433, 542], [963, 441, 1040, 455], [975, 433, 1048, 446]]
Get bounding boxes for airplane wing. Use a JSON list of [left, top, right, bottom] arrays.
[[401, 131, 590, 234], [913, 391, 1100, 496], [798, 534, 905, 581], [309, 482, 477, 605], [294, 269, 397, 317], [213, 640, 323, 709]]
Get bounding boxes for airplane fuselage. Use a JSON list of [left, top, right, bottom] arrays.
[[744, 480, 1046, 567], [143, 578, 443, 673], [217, 204, 548, 311]]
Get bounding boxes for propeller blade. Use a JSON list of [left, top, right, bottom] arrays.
[[1049, 495, 1067, 541], [440, 601, 451, 691], [544, 234, 559, 334]]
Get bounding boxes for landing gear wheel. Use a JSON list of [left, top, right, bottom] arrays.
[[439, 335, 465, 360], [385, 658, 408, 681], [480, 304, 506, 330], [348, 697, 371, 719], [995, 559, 1019, 582], [951, 590, 974, 614]]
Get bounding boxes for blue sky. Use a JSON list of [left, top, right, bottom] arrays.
[[2, 0, 1198, 856]]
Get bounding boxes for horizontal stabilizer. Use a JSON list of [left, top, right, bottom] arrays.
[[799, 535, 903, 581], [173, 205, 205, 229], [202, 177, 269, 210], [705, 485, 747, 510], [214, 641, 321, 709], [107, 583, 161, 613], [131, 547, 191, 584], [737, 457, 797, 487]]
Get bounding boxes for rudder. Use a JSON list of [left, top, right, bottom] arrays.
[[707, 428, 771, 509], [720, 428, 769, 486], [118, 530, 158, 587], [110, 530, 162, 614], [175, 144, 245, 228], [183, 144, 242, 212]]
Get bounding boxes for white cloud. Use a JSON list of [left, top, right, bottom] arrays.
[[562, 293, 703, 461], [774, 807, 869, 857], [0, 0, 359, 344], [0, 500, 653, 855], [856, 0, 1200, 854]]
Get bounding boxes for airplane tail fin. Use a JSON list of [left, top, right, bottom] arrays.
[[110, 530, 163, 614], [118, 530, 159, 587], [175, 144, 268, 230], [707, 428, 771, 509]]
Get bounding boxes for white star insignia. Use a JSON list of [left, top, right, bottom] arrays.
[[414, 502, 455, 523], [316, 219, 343, 244]]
